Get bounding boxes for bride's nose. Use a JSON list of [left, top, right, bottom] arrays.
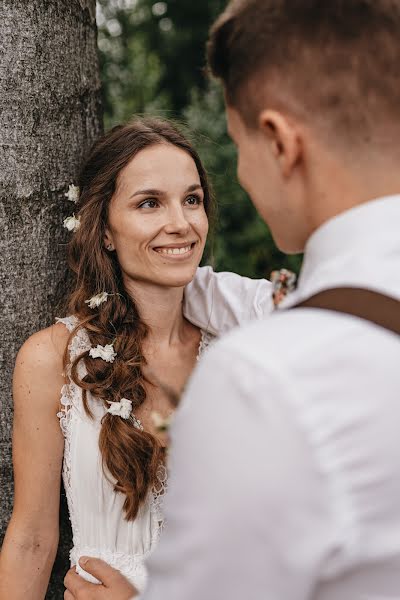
[[163, 204, 191, 235]]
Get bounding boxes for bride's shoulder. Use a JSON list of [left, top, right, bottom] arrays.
[[15, 321, 71, 377]]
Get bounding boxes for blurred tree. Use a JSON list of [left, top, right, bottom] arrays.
[[96, 0, 302, 277]]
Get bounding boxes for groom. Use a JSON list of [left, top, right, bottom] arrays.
[[65, 1, 400, 598]]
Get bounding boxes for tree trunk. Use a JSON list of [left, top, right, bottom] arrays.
[[0, 1, 102, 596]]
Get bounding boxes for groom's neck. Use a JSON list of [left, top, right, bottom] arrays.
[[304, 143, 400, 239]]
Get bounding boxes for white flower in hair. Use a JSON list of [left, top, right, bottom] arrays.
[[107, 398, 133, 420], [89, 343, 117, 363], [85, 292, 109, 309], [65, 184, 80, 204], [63, 214, 81, 232]]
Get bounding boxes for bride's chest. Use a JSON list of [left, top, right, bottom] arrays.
[[144, 339, 200, 393]]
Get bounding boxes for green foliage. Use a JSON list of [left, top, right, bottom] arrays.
[[97, 1, 171, 125], [97, 0, 302, 277]]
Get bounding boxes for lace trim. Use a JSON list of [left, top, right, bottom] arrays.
[[151, 330, 215, 526], [56, 384, 72, 437], [70, 545, 148, 589], [56, 316, 91, 371], [59, 387, 81, 549], [56, 316, 91, 551], [151, 462, 168, 531], [56, 383, 77, 502], [197, 329, 215, 361], [55, 315, 79, 333]]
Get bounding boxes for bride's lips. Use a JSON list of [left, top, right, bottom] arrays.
[[152, 241, 197, 259]]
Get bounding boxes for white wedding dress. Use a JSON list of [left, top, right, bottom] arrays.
[[56, 315, 214, 592]]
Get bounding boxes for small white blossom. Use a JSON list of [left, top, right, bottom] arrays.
[[65, 184, 80, 204], [107, 398, 132, 419], [63, 214, 81, 232], [85, 292, 109, 309], [89, 343, 117, 363]]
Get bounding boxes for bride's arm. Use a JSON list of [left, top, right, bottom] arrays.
[[0, 325, 67, 600], [183, 266, 273, 335]]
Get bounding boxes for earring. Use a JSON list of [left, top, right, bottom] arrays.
[[106, 243, 113, 251]]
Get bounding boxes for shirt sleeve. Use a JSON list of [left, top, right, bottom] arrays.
[[183, 266, 273, 336], [141, 341, 336, 600]]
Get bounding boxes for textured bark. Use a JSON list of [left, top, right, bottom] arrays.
[[0, 1, 102, 596]]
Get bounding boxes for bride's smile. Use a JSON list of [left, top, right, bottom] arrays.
[[153, 241, 197, 258]]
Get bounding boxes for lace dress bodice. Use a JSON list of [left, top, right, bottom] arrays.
[[56, 316, 214, 591]]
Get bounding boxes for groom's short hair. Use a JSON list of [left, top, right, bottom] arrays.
[[207, 0, 400, 138]]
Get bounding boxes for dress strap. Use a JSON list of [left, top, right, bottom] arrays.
[[55, 316, 90, 437], [55, 315, 79, 332], [55, 316, 91, 364]]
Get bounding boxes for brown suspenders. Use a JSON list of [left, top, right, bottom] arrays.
[[291, 288, 400, 336]]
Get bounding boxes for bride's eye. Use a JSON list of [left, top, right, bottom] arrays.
[[139, 199, 158, 209], [185, 194, 202, 206]]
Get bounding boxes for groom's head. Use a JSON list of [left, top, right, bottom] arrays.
[[208, 0, 400, 252]]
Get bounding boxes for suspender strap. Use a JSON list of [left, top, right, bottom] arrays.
[[292, 287, 400, 337]]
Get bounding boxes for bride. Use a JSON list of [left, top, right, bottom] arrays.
[[0, 118, 271, 598]]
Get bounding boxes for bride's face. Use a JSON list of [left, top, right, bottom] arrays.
[[104, 143, 209, 289]]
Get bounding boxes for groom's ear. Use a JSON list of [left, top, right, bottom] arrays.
[[258, 109, 301, 178]]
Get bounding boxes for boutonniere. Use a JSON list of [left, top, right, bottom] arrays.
[[270, 268, 297, 308]]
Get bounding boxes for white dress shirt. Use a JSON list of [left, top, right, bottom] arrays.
[[141, 195, 400, 600]]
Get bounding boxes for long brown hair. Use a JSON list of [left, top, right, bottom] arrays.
[[64, 117, 214, 520]]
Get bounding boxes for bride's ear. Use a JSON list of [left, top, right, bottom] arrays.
[[104, 229, 115, 252]]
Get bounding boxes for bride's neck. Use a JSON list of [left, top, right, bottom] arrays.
[[124, 279, 187, 346]]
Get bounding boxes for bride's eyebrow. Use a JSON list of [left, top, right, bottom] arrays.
[[185, 184, 203, 193], [129, 183, 202, 199], [130, 188, 163, 199]]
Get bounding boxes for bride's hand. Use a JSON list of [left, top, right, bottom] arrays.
[[64, 557, 138, 599]]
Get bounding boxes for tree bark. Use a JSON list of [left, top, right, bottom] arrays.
[[0, 0, 102, 596]]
